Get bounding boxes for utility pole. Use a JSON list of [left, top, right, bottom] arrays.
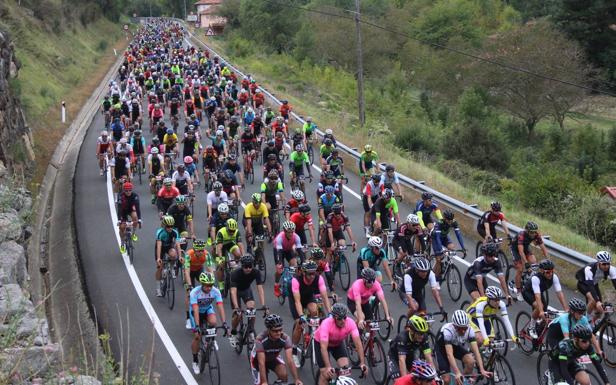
[[183, 0, 187, 20], [354, 0, 366, 127], [149, 0, 152, 18]]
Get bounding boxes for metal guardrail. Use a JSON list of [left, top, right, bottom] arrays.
[[171, 19, 595, 268]]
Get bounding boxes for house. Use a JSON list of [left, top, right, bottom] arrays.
[[194, 0, 226, 34]]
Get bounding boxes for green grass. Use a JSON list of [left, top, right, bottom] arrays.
[[200, 33, 607, 259]]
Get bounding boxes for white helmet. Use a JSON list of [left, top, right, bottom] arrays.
[[336, 376, 358, 385], [325, 129, 333, 135], [368, 236, 383, 248], [406, 214, 420, 225], [217, 203, 229, 214], [291, 190, 304, 201], [596, 251, 611, 263], [452, 310, 469, 327]]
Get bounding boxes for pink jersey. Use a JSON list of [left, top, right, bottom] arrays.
[[347, 279, 384, 305], [291, 275, 327, 294], [314, 317, 359, 347]]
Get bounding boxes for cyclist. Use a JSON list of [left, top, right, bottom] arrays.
[[215, 218, 244, 261], [263, 153, 284, 183], [393, 360, 439, 385], [464, 242, 510, 301], [359, 144, 378, 192], [184, 155, 199, 186], [202, 145, 220, 185], [183, 239, 215, 329], [290, 260, 332, 367], [575, 250, 616, 324], [547, 324, 610, 385], [147, 148, 165, 204], [477, 201, 510, 242], [302, 117, 316, 144], [229, 255, 266, 348], [325, 204, 357, 261], [251, 314, 303, 385], [110, 150, 132, 194], [465, 286, 516, 347], [317, 171, 341, 202], [189, 271, 228, 375], [285, 190, 307, 220], [263, 140, 282, 164], [260, 170, 285, 211], [388, 317, 435, 380], [320, 139, 335, 170], [381, 164, 403, 201], [220, 169, 241, 208], [289, 204, 317, 247], [96, 130, 113, 176], [273, 221, 304, 298], [546, 298, 602, 354], [207, 182, 229, 241], [166, 195, 194, 240], [155, 216, 183, 297], [362, 173, 384, 238], [322, 128, 336, 146], [325, 149, 345, 181], [414, 192, 442, 232], [521, 259, 569, 339], [130, 129, 147, 174], [371, 188, 400, 234], [117, 182, 142, 253], [288, 145, 312, 188], [172, 163, 193, 196], [436, 310, 490, 385], [400, 257, 444, 317], [280, 100, 292, 120], [431, 210, 466, 279], [156, 177, 180, 217], [393, 214, 425, 260], [291, 127, 306, 154], [244, 193, 272, 245], [163, 127, 178, 156], [347, 267, 394, 329], [358, 236, 395, 288], [314, 303, 367, 385], [222, 154, 245, 188], [511, 221, 548, 301], [318, 185, 340, 226]]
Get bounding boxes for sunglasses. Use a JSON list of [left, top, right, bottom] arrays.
[[543, 270, 554, 274], [305, 272, 316, 277], [270, 328, 283, 333], [599, 262, 610, 267], [242, 265, 254, 269]]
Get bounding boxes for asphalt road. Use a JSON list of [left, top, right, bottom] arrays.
[[73, 50, 615, 385]]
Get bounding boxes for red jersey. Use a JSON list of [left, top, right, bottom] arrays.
[[290, 212, 313, 230], [394, 376, 437, 385], [157, 186, 180, 200]]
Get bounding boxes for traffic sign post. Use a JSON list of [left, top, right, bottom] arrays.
[[206, 28, 214, 36]]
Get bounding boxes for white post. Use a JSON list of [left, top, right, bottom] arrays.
[[114, 48, 117, 56], [61, 101, 66, 123]]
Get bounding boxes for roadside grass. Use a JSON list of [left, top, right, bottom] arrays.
[[199, 33, 607, 262]]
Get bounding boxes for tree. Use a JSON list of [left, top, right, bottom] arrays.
[[478, 20, 590, 136], [237, 0, 301, 54]]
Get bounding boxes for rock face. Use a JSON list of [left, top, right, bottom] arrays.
[[0, 29, 35, 177]]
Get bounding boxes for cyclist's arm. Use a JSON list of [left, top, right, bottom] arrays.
[[434, 208, 443, 221], [475, 304, 490, 342], [453, 225, 465, 250], [416, 211, 426, 230], [429, 271, 443, 308], [531, 276, 545, 312], [133, 195, 142, 221], [497, 302, 515, 339], [291, 278, 303, 317], [553, 274, 569, 311], [590, 352, 610, 385]]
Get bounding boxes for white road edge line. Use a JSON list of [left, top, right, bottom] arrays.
[[105, 173, 199, 385]]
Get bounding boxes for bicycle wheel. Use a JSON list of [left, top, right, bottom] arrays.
[[208, 344, 221, 385], [245, 330, 255, 362], [496, 251, 509, 282], [198, 341, 209, 375], [166, 271, 175, 310], [137, 159, 143, 185], [536, 352, 549, 385], [347, 334, 361, 367], [446, 264, 462, 302], [475, 241, 483, 259], [248, 164, 255, 184], [374, 305, 391, 341], [368, 338, 388, 385], [160, 271, 168, 297], [460, 300, 470, 311], [515, 311, 534, 354], [234, 324, 244, 355], [599, 321, 616, 367], [585, 369, 601, 385], [490, 356, 515, 385], [127, 237, 134, 265], [255, 247, 267, 283], [492, 317, 509, 356], [310, 339, 320, 382], [308, 145, 314, 165], [397, 315, 408, 334], [338, 254, 351, 290]]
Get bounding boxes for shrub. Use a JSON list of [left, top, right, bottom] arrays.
[[566, 195, 616, 250]]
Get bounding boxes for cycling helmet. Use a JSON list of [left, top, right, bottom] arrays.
[[491, 201, 502, 211], [384, 188, 394, 198], [199, 271, 215, 285], [325, 129, 333, 135], [291, 190, 304, 201], [482, 242, 499, 256], [364, 144, 372, 152], [150, 147, 159, 154], [538, 259, 554, 270], [224, 169, 234, 179], [134, 129, 142, 136], [175, 195, 187, 204], [228, 154, 237, 161], [217, 203, 229, 214], [166, 128, 174, 135], [152, 136, 160, 144], [240, 254, 255, 267], [525, 221, 539, 232], [205, 145, 214, 153], [177, 164, 185, 170], [101, 130, 109, 136], [413, 257, 430, 272], [331, 303, 348, 320], [264, 314, 283, 329], [251, 192, 262, 203], [282, 221, 296, 232], [324, 138, 333, 146], [407, 315, 429, 333], [368, 236, 383, 248], [361, 267, 377, 283], [485, 286, 504, 300], [311, 247, 325, 260], [569, 297, 586, 313], [267, 140, 275, 146], [184, 156, 193, 164], [268, 170, 279, 179], [162, 215, 175, 227], [332, 203, 342, 214], [193, 239, 206, 251], [267, 154, 277, 162], [226, 218, 238, 231], [122, 181, 133, 191], [385, 164, 395, 172], [596, 251, 611, 263], [213, 181, 222, 190], [571, 324, 592, 340], [407, 214, 420, 225], [306, 116, 312, 122], [421, 192, 433, 200], [371, 173, 381, 182], [324, 185, 335, 195], [163, 177, 173, 186], [324, 170, 334, 179], [302, 260, 318, 273], [452, 310, 469, 327], [299, 204, 311, 214], [295, 144, 303, 152], [443, 210, 455, 220], [411, 360, 437, 380]]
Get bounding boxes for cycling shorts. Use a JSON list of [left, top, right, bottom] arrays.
[[463, 275, 488, 295], [346, 296, 374, 321], [314, 341, 348, 368], [576, 281, 601, 302], [324, 229, 345, 248], [435, 344, 471, 374]]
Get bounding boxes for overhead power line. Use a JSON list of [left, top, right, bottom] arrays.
[[263, 0, 616, 97]]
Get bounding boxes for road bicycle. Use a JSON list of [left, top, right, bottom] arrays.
[[383, 230, 397, 264], [369, 293, 393, 341], [270, 207, 282, 238], [196, 325, 227, 385], [331, 245, 351, 291], [515, 308, 564, 355], [439, 249, 463, 302], [218, 252, 238, 299], [348, 318, 389, 385], [232, 306, 268, 359], [536, 353, 600, 385], [278, 265, 297, 306], [458, 301, 511, 355], [396, 310, 447, 352], [160, 254, 180, 310], [297, 295, 335, 382], [480, 339, 516, 385], [134, 155, 144, 185], [243, 149, 256, 184], [253, 233, 268, 282], [592, 302, 616, 367], [122, 220, 135, 264], [474, 238, 512, 283], [508, 263, 549, 308]]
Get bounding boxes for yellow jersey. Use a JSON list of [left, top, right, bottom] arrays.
[[244, 202, 269, 219]]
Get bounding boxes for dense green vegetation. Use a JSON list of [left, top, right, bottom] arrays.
[[215, 0, 616, 252]]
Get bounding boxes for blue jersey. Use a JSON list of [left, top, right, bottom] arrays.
[[155, 227, 179, 247], [550, 313, 591, 335], [357, 246, 387, 270], [415, 200, 438, 218], [189, 285, 223, 313]]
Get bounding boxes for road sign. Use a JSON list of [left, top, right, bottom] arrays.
[[206, 28, 214, 36], [187, 14, 198, 22], [133, 13, 137, 18], [124, 24, 129, 31]]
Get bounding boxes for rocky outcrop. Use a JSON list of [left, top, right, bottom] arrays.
[[0, 29, 35, 178]]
